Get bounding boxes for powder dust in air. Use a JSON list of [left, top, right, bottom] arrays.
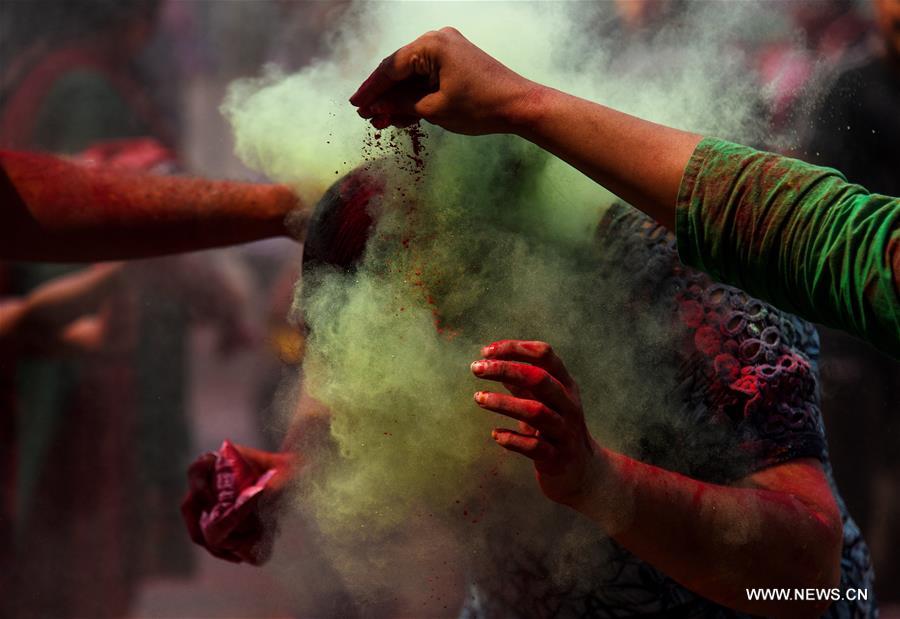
[[221, 0, 789, 603]]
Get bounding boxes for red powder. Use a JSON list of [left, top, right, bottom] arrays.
[[694, 325, 722, 356], [678, 300, 705, 329]]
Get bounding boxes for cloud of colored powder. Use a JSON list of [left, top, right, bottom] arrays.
[[223, 0, 787, 607]]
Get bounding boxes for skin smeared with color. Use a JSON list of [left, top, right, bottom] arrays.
[[470, 339, 841, 618], [0, 149, 303, 261]]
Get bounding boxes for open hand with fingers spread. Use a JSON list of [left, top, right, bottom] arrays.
[[471, 339, 602, 507], [349, 27, 538, 134]]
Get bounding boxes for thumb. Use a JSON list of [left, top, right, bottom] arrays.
[[414, 91, 446, 121]]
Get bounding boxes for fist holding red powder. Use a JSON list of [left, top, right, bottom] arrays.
[[181, 440, 296, 565]]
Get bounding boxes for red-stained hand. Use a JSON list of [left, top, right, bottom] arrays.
[[181, 441, 296, 565], [349, 27, 536, 134], [471, 340, 600, 506]]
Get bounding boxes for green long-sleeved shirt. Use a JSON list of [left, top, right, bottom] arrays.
[[676, 137, 900, 359]]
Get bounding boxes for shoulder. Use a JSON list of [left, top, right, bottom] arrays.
[[595, 204, 826, 476]]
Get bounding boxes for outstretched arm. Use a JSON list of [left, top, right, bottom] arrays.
[[1, 150, 305, 261], [349, 27, 699, 231], [471, 339, 843, 618], [0, 263, 122, 355], [351, 29, 900, 357]]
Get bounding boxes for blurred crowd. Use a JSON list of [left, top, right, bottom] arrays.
[[0, 0, 897, 617]]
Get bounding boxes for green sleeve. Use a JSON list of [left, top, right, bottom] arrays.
[[675, 137, 900, 358]]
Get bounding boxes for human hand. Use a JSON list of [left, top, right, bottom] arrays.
[[75, 137, 177, 173], [181, 440, 296, 565], [350, 27, 538, 135], [471, 340, 600, 506]]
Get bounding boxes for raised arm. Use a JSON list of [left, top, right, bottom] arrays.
[[1, 150, 305, 261], [351, 28, 900, 357], [349, 27, 699, 230]]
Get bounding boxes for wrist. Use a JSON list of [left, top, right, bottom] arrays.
[[265, 184, 304, 239], [502, 81, 555, 139], [569, 447, 633, 535]]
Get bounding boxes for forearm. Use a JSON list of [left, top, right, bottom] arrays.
[[512, 86, 701, 231], [575, 449, 841, 617], [1, 150, 301, 261]]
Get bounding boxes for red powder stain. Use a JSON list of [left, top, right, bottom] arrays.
[[731, 373, 760, 398], [690, 484, 707, 510], [678, 300, 704, 328], [694, 325, 722, 356]]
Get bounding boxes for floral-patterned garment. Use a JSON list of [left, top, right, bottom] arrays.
[[460, 203, 874, 619]]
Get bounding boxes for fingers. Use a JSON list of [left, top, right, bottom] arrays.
[[471, 359, 576, 417], [350, 51, 410, 108], [202, 491, 263, 546], [186, 452, 218, 502], [180, 491, 209, 546], [481, 340, 574, 387], [491, 428, 557, 461], [474, 391, 566, 440], [182, 450, 272, 565], [350, 34, 437, 108], [180, 492, 243, 563]]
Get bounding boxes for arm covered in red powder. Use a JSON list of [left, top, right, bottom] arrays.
[[471, 339, 842, 619], [0, 150, 304, 261]]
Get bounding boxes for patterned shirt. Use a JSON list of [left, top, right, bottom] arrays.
[[461, 203, 874, 619]]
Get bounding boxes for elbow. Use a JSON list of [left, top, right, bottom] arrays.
[[809, 504, 844, 591], [744, 505, 844, 619], [781, 508, 845, 619]]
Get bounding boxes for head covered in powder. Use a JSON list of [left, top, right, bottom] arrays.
[[302, 166, 385, 273]]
